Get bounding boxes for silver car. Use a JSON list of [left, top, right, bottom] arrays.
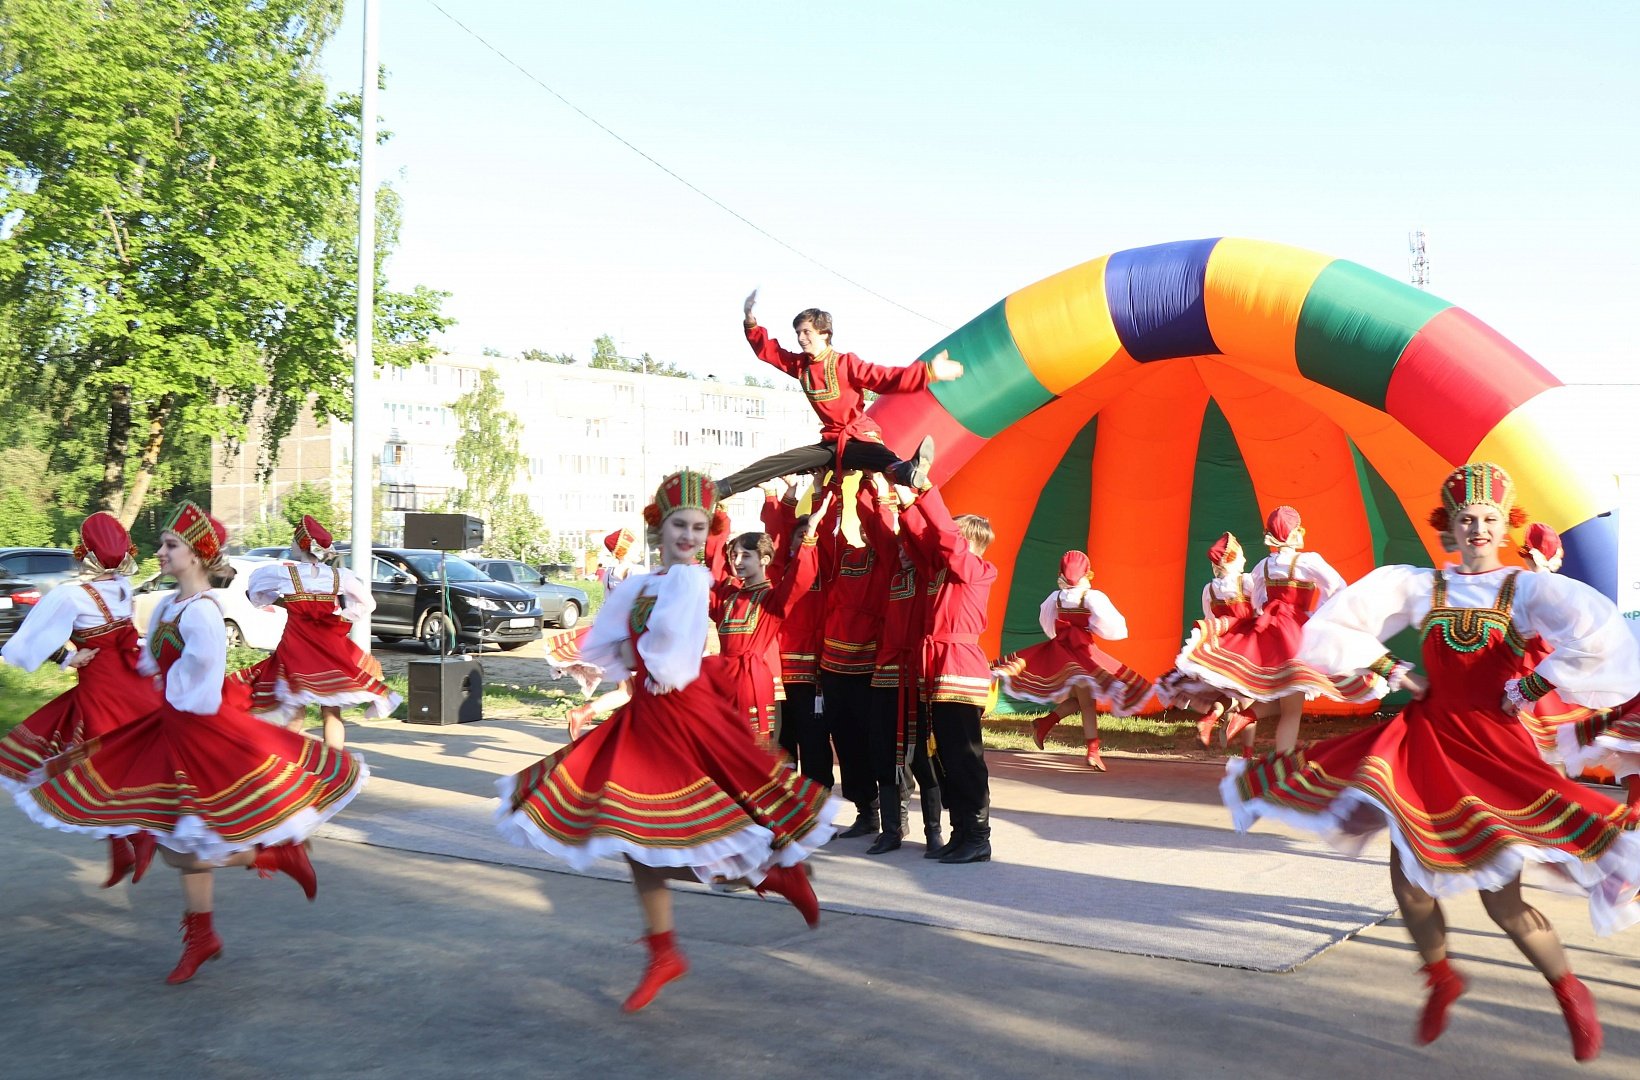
[[467, 559, 589, 629]]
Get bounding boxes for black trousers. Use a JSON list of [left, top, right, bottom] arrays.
[[779, 682, 831, 786], [930, 701, 989, 818], [869, 684, 937, 794], [820, 670, 877, 807], [715, 439, 904, 498]]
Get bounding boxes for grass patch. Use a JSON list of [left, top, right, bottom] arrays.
[[0, 664, 75, 736]]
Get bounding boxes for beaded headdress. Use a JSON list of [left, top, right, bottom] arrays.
[[1440, 462, 1515, 520], [645, 469, 718, 526], [604, 527, 637, 561], [161, 501, 228, 565]]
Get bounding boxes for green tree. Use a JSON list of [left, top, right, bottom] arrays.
[[589, 334, 626, 371], [481, 346, 505, 357], [484, 494, 548, 562], [450, 367, 523, 518], [0, 0, 451, 529], [521, 348, 576, 365]]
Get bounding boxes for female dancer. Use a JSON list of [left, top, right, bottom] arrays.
[[241, 515, 400, 749], [13, 503, 369, 983], [1222, 464, 1640, 1061], [546, 526, 647, 691], [1151, 532, 1261, 756], [0, 512, 163, 885], [993, 550, 1149, 771], [495, 469, 840, 1013], [1174, 506, 1372, 752]]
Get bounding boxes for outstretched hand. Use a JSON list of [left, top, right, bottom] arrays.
[[743, 289, 758, 323], [1401, 671, 1429, 700], [67, 647, 99, 669], [928, 350, 963, 382], [803, 492, 835, 536]]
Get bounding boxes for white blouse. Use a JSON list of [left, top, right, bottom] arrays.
[[137, 592, 229, 714], [1252, 550, 1345, 611], [245, 560, 374, 622], [0, 577, 134, 672], [1038, 586, 1127, 641], [1199, 574, 1257, 619], [1299, 565, 1640, 709], [577, 564, 709, 692]]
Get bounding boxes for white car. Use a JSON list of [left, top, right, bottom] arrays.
[[132, 555, 290, 651]]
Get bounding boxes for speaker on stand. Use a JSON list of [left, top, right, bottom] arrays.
[[401, 513, 487, 725]]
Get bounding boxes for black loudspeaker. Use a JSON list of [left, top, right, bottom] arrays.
[[404, 656, 484, 725], [403, 513, 485, 551]]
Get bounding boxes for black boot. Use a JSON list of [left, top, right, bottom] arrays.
[[939, 805, 991, 864], [866, 783, 908, 855], [838, 799, 880, 839], [919, 783, 945, 854]]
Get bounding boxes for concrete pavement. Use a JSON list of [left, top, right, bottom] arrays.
[[1, 713, 1635, 1079]]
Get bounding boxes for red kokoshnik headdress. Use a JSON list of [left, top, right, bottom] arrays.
[[1441, 462, 1515, 519], [74, 511, 139, 575], [644, 469, 721, 529], [294, 514, 334, 558], [604, 527, 637, 561], [1262, 506, 1304, 549], [162, 501, 228, 565], [1207, 531, 1243, 568], [1058, 550, 1091, 586]]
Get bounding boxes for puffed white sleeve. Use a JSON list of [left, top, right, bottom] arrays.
[[335, 566, 376, 622], [1298, 565, 1430, 678], [1038, 592, 1059, 639], [1251, 558, 1271, 611], [1512, 572, 1640, 708], [1304, 552, 1348, 605], [1200, 583, 1216, 620], [0, 584, 85, 672], [1083, 589, 1128, 641], [244, 563, 288, 608], [637, 565, 710, 690], [164, 598, 228, 714], [576, 569, 647, 685]]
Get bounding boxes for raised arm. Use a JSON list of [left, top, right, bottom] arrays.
[[899, 484, 985, 582]]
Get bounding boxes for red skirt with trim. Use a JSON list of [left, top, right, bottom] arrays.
[[1172, 605, 1378, 703], [495, 659, 837, 883], [993, 625, 1150, 715], [16, 677, 368, 861], [0, 628, 163, 789], [239, 607, 400, 721]]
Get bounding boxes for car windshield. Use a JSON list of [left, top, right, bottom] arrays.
[[401, 554, 489, 582]]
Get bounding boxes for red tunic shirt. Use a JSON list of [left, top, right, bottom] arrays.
[[716, 537, 820, 737], [899, 486, 996, 707], [745, 323, 931, 445], [870, 559, 925, 690], [820, 486, 895, 677]]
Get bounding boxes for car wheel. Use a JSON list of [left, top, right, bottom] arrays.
[[558, 601, 580, 630], [376, 634, 405, 644], [418, 611, 455, 654], [497, 641, 529, 651], [223, 620, 245, 649]]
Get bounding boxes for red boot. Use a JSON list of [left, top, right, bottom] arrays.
[[165, 912, 223, 984], [1085, 738, 1106, 771], [754, 864, 820, 927], [103, 836, 136, 889], [1223, 711, 1257, 743], [252, 842, 317, 901], [1415, 958, 1467, 1045], [1031, 710, 1063, 751], [622, 930, 688, 1013], [1551, 973, 1602, 1062], [130, 831, 158, 885], [1195, 709, 1221, 748], [1625, 774, 1640, 808]]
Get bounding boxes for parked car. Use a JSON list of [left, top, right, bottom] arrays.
[[0, 547, 82, 597], [467, 558, 589, 629], [131, 556, 289, 651], [242, 546, 292, 559], [365, 548, 543, 652], [0, 569, 46, 643]]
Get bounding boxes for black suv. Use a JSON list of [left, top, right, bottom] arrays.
[[365, 548, 543, 651]]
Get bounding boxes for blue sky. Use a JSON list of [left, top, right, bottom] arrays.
[[322, 1, 1638, 385]]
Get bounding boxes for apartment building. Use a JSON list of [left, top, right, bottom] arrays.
[[213, 352, 820, 554]]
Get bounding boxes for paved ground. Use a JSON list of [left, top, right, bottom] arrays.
[[3, 713, 1636, 1079]]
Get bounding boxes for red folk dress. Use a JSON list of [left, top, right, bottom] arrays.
[[14, 592, 369, 861], [1151, 574, 1257, 710], [240, 561, 400, 722], [0, 579, 162, 791], [1174, 550, 1381, 704], [993, 585, 1151, 715], [715, 537, 820, 743], [495, 565, 840, 882], [1223, 566, 1640, 934]]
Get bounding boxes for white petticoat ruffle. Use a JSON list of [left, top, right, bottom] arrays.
[[11, 754, 370, 863], [1554, 722, 1640, 783], [1220, 758, 1640, 936], [493, 773, 844, 885], [250, 677, 403, 723]]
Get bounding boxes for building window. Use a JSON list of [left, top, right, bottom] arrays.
[[673, 430, 690, 447], [613, 493, 636, 512]]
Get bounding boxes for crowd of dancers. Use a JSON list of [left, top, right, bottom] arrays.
[[3, 300, 1640, 1062]]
